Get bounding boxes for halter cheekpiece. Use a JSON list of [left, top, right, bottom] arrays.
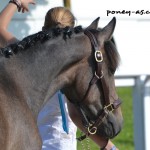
[[75, 29, 122, 141]]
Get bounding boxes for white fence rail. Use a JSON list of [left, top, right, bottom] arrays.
[[115, 75, 150, 150]]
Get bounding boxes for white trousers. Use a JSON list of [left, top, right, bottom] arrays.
[[37, 93, 77, 150]]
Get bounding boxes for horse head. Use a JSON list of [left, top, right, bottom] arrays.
[[62, 17, 123, 139], [0, 17, 123, 149]]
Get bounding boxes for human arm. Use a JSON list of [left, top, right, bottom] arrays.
[[0, 0, 35, 47], [67, 101, 119, 150]]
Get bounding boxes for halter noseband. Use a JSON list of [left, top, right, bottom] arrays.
[[75, 29, 122, 141]]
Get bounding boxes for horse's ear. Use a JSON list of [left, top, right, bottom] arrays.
[[86, 17, 100, 29], [98, 17, 116, 46]]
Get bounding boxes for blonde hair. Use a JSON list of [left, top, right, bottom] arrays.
[[43, 7, 76, 30]]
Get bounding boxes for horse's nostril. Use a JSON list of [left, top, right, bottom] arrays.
[[110, 119, 123, 138]]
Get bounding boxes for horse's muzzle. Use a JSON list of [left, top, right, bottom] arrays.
[[96, 107, 123, 139]]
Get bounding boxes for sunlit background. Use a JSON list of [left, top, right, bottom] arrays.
[[1, 0, 150, 149]]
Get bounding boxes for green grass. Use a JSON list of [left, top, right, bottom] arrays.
[[77, 87, 134, 150]]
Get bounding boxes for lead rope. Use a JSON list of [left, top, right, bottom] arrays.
[[79, 132, 91, 150], [86, 137, 91, 150]]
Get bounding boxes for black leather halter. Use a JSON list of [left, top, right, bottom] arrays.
[[76, 29, 122, 141]]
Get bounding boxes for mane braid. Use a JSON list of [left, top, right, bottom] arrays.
[[0, 26, 83, 58]]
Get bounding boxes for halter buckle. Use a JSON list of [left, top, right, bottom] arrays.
[[95, 50, 103, 62], [104, 103, 114, 113], [95, 71, 103, 79]]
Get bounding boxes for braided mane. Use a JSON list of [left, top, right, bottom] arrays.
[[0, 26, 83, 58]]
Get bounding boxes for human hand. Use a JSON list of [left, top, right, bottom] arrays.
[[19, 0, 36, 13], [102, 140, 118, 150]]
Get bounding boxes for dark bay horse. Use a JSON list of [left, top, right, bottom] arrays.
[[0, 17, 123, 150]]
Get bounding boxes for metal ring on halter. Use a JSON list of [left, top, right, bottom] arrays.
[[95, 71, 104, 79], [88, 126, 97, 135]]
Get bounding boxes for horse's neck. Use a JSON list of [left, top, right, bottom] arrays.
[[2, 35, 88, 118]]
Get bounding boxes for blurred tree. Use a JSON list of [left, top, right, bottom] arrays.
[[63, 0, 71, 9]]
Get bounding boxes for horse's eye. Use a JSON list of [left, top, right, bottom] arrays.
[[109, 67, 116, 75]]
